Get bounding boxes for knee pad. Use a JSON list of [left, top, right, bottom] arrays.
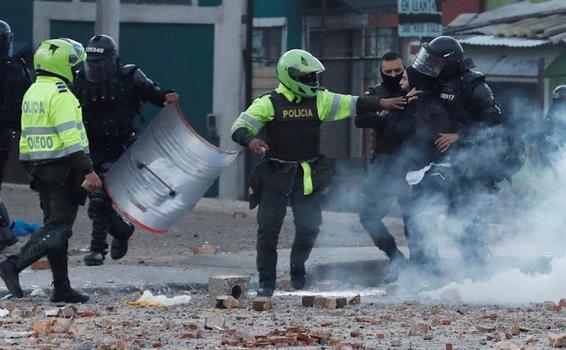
[[43, 226, 72, 252], [87, 191, 113, 219]]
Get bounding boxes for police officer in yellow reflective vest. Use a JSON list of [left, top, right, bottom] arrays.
[[0, 38, 102, 303], [232, 49, 384, 297]]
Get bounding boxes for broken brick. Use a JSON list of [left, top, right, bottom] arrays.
[[477, 324, 496, 333], [216, 295, 239, 309], [349, 294, 361, 305], [442, 319, 451, 326], [192, 244, 218, 255], [544, 301, 557, 311], [314, 296, 337, 309], [445, 344, 454, 350], [51, 319, 72, 333], [549, 333, 566, 348], [31, 260, 50, 270], [350, 330, 362, 337], [33, 319, 55, 334], [281, 279, 293, 291], [302, 295, 318, 307], [251, 297, 272, 312]]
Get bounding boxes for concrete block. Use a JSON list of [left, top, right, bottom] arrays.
[[208, 275, 250, 306]]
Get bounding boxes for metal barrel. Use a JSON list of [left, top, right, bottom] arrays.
[[105, 102, 239, 233]]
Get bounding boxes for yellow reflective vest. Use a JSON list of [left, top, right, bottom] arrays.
[[19, 76, 89, 162]]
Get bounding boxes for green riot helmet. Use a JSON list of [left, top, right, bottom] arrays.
[[276, 49, 325, 98], [33, 38, 86, 84]]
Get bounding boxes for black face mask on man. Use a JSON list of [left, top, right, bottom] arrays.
[[381, 70, 404, 93]]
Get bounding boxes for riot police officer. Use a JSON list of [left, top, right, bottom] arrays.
[[73, 35, 177, 266], [0, 38, 101, 303], [0, 20, 33, 251], [354, 52, 411, 280], [231, 49, 384, 297], [412, 36, 523, 264], [538, 85, 566, 166]]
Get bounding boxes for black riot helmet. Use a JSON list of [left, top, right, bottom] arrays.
[[0, 20, 13, 59], [552, 85, 566, 102], [85, 34, 118, 82], [412, 36, 474, 80]]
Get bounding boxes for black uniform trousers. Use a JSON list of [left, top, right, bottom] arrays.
[[402, 164, 455, 272], [358, 154, 408, 260], [88, 182, 133, 254], [7, 168, 81, 283], [256, 166, 322, 289], [0, 128, 15, 189]]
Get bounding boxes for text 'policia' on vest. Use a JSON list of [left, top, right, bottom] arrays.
[[230, 49, 384, 298]]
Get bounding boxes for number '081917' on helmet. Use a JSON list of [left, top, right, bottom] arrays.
[[276, 49, 325, 98]]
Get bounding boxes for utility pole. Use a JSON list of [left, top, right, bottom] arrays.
[[95, 0, 120, 43]]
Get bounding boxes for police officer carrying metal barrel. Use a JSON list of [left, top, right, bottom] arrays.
[[0, 38, 102, 302], [73, 35, 177, 266], [232, 49, 385, 297], [0, 20, 33, 251]]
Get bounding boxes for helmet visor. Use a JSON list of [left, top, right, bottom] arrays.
[[85, 56, 117, 83], [288, 68, 320, 88], [412, 46, 446, 78]]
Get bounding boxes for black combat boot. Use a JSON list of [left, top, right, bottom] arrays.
[[109, 214, 134, 260], [50, 279, 89, 303], [83, 251, 105, 266], [290, 263, 306, 290], [256, 280, 275, 297], [0, 227, 18, 251], [83, 234, 108, 266], [0, 260, 22, 298]]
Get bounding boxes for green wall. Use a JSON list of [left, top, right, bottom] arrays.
[[50, 20, 217, 195], [254, 0, 305, 49]]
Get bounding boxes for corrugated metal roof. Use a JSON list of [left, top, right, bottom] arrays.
[[458, 35, 551, 48], [458, 0, 566, 27], [448, 1, 566, 47], [473, 55, 546, 77]]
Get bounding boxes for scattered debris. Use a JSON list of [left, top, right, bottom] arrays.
[[477, 324, 497, 333], [124, 290, 192, 308], [549, 333, 566, 348], [192, 244, 218, 255], [251, 297, 272, 312], [30, 259, 50, 270], [30, 288, 47, 298], [349, 294, 361, 305], [216, 295, 239, 309]]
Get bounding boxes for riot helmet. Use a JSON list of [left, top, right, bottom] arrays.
[[276, 49, 325, 98], [412, 36, 474, 80], [0, 20, 13, 59], [34, 38, 86, 84], [548, 85, 566, 121], [552, 85, 566, 102], [85, 34, 118, 82]]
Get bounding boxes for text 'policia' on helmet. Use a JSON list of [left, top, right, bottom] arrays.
[[276, 49, 325, 98], [34, 38, 86, 84], [0, 20, 13, 59], [85, 34, 118, 83], [412, 36, 466, 78]]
